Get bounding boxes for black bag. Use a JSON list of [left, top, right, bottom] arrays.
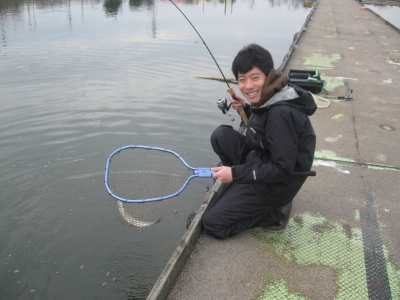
[[287, 69, 324, 94]]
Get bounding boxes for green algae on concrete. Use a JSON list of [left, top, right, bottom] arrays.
[[314, 150, 400, 172], [303, 53, 340, 70], [314, 20, 336, 33], [254, 212, 400, 300], [319, 75, 344, 92], [386, 250, 400, 300], [365, 163, 400, 172], [331, 113, 344, 120], [385, 57, 400, 66], [314, 150, 355, 163], [254, 212, 368, 299], [258, 279, 309, 300]]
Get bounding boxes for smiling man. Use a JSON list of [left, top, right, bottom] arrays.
[[201, 43, 317, 239]]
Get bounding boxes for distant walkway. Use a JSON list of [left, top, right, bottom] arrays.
[[361, 0, 400, 6]]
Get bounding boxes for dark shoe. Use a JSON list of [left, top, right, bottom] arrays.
[[263, 201, 293, 233], [263, 223, 286, 233], [186, 210, 197, 229]]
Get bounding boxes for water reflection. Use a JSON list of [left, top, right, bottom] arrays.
[[0, 0, 310, 48], [0, 0, 313, 298], [129, 0, 152, 9], [0, 0, 308, 15], [104, 0, 122, 16]]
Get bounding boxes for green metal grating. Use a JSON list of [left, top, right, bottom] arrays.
[[258, 279, 309, 300], [360, 193, 391, 299], [253, 209, 400, 300]]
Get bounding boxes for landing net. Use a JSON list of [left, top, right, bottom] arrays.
[[106, 147, 193, 227]]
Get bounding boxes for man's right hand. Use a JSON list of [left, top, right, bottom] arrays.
[[211, 166, 233, 183], [229, 92, 246, 111]]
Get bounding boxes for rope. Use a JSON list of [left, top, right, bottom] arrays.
[[311, 93, 331, 109]]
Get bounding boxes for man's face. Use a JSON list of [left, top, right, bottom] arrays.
[[238, 66, 266, 105]]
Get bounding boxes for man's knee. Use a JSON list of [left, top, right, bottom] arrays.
[[201, 210, 215, 234], [201, 211, 229, 240], [211, 125, 233, 145], [211, 126, 236, 164]]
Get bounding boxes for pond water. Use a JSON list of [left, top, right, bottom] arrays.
[[0, 0, 312, 298], [364, 4, 400, 30]]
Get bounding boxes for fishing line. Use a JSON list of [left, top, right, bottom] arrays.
[[169, 0, 248, 125], [169, 0, 229, 88]]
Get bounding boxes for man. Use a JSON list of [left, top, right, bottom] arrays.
[[201, 43, 317, 239]]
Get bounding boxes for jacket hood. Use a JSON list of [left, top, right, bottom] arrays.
[[251, 84, 317, 116]]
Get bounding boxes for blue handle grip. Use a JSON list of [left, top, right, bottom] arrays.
[[194, 168, 215, 178]]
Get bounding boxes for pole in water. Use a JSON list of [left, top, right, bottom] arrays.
[[168, 0, 248, 126]]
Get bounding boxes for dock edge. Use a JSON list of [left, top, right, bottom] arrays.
[[146, 181, 224, 300]]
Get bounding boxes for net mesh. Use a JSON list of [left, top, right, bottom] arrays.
[[107, 147, 193, 227], [113, 198, 175, 227]]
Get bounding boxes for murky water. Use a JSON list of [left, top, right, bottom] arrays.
[[365, 4, 400, 30], [0, 0, 311, 298]]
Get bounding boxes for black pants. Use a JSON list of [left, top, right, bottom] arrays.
[[202, 125, 279, 239]]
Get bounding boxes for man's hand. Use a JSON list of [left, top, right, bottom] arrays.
[[228, 91, 246, 111], [211, 166, 233, 183]]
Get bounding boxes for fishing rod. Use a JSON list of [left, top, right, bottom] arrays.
[[169, 0, 248, 126]]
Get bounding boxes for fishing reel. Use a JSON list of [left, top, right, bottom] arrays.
[[216, 98, 231, 114], [216, 98, 235, 121]]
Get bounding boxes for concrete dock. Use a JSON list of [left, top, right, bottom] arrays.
[[148, 0, 400, 298]]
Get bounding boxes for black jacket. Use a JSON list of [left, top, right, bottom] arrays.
[[231, 84, 317, 207]]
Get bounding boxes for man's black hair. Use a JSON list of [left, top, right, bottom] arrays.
[[231, 44, 274, 80]]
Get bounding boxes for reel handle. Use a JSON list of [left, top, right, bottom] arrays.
[[227, 86, 248, 126]]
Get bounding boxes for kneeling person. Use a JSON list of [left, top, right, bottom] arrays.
[[202, 43, 317, 239]]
